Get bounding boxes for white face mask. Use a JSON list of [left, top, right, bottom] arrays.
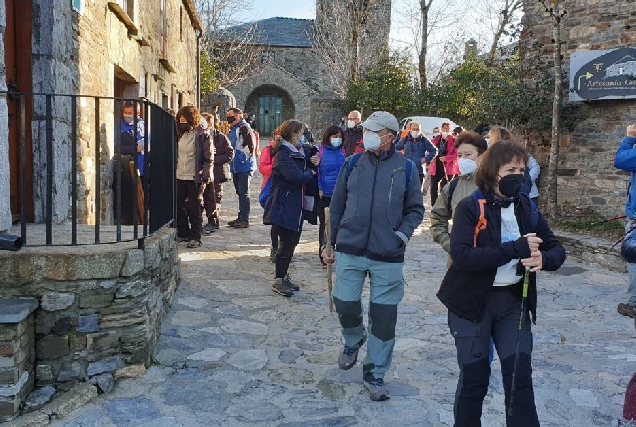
[[441, 131, 449, 138], [363, 131, 382, 151], [458, 158, 478, 176], [410, 131, 421, 139], [123, 114, 134, 125], [331, 137, 342, 147], [347, 120, 356, 129]]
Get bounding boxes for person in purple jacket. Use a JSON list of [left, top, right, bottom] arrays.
[[317, 125, 347, 265]]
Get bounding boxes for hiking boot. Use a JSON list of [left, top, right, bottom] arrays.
[[283, 274, 301, 291], [203, 223, 217, 233], [272, 278, 293, 297], [363, 376, 390, 401], [186, 240, 202, 248], [228, 218, 240, 227], [231, 219, 250, 229], [338, 328, 367, 370], [618, 303, 636, 318]]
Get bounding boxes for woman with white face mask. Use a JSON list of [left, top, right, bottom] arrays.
[[429, 131, 488, 259]]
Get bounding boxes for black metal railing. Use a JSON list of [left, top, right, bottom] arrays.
[[5, 92, 177, 247]]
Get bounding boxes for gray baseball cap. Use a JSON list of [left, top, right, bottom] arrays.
[[360, 111, 400, 132]]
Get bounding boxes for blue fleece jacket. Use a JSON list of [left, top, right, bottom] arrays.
[[318, 145, 346, 197], [614, 136, 636, 218]]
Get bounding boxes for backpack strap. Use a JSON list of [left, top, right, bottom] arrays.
[[447, 176, 460, 216], [472, 190, 488, 247], [345, 152, 363, 179]]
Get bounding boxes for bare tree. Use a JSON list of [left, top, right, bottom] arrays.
[[487, 0, 523, 61], [313, 0, 385, 96], [539, 0, 566, 220], [392, 0, 469, 88], [418, 0, 433, 89], [195, 0, 265, 90]]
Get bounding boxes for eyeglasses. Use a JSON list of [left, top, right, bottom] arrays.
[[227, 115, 236, 120], [347, 117, 359, 120]]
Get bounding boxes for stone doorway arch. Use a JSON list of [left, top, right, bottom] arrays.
[[245, 85, 294, 137]]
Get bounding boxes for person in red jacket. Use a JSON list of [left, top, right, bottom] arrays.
[[429, 122, 459, 206], [259, 125, 282, 262]]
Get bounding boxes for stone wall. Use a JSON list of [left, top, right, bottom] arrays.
[[28, 0, 200, 225], [0, 227, 180, 394], [521, 0, 636, 217]]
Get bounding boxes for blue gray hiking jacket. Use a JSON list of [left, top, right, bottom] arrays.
[[614, 136, 636, 218], [329, 148, 424, 263]]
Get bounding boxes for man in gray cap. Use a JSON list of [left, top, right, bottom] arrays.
[[322, 111, 424, 401]]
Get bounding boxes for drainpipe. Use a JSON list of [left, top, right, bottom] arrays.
[[196, 29, 201, 108]]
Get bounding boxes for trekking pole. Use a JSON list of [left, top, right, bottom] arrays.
[[324, 207, 334, 312], [591, 215, 626, 225], [508, 265, 530, 417]]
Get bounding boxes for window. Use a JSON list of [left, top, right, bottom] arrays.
[[180, 7, 184, 42], [118, 0, 134, 21], [160, 0, 167, 58], [261, 51, 275, 64]]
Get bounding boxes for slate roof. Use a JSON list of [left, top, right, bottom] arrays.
[[219, 17, 315, 48]]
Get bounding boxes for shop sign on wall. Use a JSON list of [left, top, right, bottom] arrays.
[[570, 47, 636, 101]]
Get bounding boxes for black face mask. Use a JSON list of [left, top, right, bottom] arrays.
[[178, 123, 191, 133], [226, 116, 236, 124], [498, 173, 524, 198]]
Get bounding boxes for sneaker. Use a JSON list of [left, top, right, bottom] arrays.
[[338, 328, 367, 370], [270, 247, 277, 263], [186, 240, 201, 248], [283, 274, 301, 291], [618, 303, 636, 318], [228, 218, 240, 227], [176, 236, 189, 243], [363, 376, 390, 401], [203, 223, 216, 233], [272, 278, 293, 297], [231, 219, 250, 229]]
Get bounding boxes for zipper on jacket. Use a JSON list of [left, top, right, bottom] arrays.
[[364, 156, 380, 249]]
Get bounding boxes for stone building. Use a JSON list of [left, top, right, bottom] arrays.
[[222, 0, 392, 137], [521, 0, 636, 216], [2, 0, 202, 227]]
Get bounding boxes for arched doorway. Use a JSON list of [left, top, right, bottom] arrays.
[[245, 85, 294, 137]]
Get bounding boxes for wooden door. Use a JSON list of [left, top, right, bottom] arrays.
[[4, 0, 34, 221], [257, 95, 282, 136]]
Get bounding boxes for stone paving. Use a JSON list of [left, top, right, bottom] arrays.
[[51, 177, 636, 426]]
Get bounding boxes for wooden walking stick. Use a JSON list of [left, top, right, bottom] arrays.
[[324, 207, 333, 312]]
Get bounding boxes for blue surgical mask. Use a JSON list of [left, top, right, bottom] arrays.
[[331, 137, 342, 147]]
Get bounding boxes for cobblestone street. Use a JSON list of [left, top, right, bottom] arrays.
[[52, 176, 636, 426]]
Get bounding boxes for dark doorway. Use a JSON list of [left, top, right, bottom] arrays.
[[5, 0, 34, 222]]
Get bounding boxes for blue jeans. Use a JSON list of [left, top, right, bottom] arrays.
[[232, 171, 253, 221], [332, 252, 404, 380]]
